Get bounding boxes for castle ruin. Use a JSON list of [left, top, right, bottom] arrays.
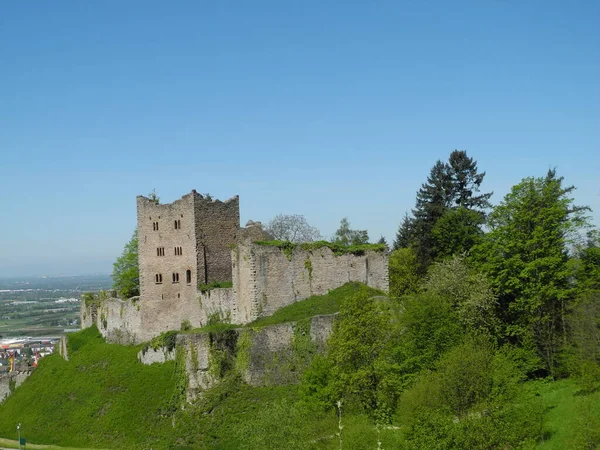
[[82, 190, 389, 344]]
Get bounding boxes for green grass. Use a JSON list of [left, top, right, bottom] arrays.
[[184, 282, 385, 333], [0, 437, 105, 450], [534, 378, 600, 449], [0, 326, 181, 450], [249, 282, 385, 328], [0, 324, 393, 450]]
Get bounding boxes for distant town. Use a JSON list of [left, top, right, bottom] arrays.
[[0, 336, 59, 372]]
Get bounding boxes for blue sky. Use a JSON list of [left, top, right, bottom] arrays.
[[1, 1, 598, 277]]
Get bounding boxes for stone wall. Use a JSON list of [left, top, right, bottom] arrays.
[[193, 192, 239, 284], [0, 371, 31, 404], [58, 336, 69, 360], [81, 297, 144, 344], [82, 288, 235, 344], [233, 243, 388, 323], [137, 314, 337, 400]]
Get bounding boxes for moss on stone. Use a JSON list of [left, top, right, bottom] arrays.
[[235, 330, 253, 376], [198, 281, 233, 293]]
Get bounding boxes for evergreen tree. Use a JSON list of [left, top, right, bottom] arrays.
[[410, 160, 452, 268], [447, 150, 492, 211], [393, 213, 414, 250], [405, 151, 491, 269]]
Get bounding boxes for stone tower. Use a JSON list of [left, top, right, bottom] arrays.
[[136, 190, 239, 306]]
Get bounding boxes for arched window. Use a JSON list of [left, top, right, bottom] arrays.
[[186, 270, 191, 284]]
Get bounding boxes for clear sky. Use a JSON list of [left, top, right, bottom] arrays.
[[1, 1, 598, 277]]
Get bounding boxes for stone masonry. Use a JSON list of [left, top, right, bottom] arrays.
[[137, 191, 239, 339], [232, 243, 389, 324], [82, 190, 389, 343]]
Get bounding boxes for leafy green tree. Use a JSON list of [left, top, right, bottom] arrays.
[[473, 169, 590, 375], [431, 207, 484, 259], [392, 291, 463, 387], [112, 229, 140, 299], [424, 255, 498, 335], [332, 217, 369, 246], [302, 285, 397, 416], [567, 291, 600, 392], [388, 248, 421, 298], [574, 230, 600, 293]]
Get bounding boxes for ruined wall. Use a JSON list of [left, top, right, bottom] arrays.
[[0, 371, 31, 404], [82, 288, 234, 344], [138, 287, 234, 338], [233, 243, 388, 324], [58, 336, 69, 360], [137, 314, 336, 400], [193, 192, 239, 284], [81, 297, 144, 344]]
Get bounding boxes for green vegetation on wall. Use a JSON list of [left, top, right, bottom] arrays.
[[254, 240, 385, 259]]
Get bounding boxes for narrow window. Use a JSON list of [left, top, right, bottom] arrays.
[[155, 274, 162, 284], [186, 270, 191, 284], [176, 273, 179, 282], [174, 220, 178, 229], [177, 293, 181, 299], [180, 246, 182, 255], [159, 274, 163, 283], [178, 219, 181, 229], [152, 222, 156, 231]]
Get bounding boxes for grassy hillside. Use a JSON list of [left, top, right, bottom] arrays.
[[1, 282, 598, 449], [0, 327, 179, 449]]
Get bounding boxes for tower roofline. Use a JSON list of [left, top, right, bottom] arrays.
[[136, 190, 239, 207]]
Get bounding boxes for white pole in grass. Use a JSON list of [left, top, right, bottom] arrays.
[[17, 423, 21, 450]]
